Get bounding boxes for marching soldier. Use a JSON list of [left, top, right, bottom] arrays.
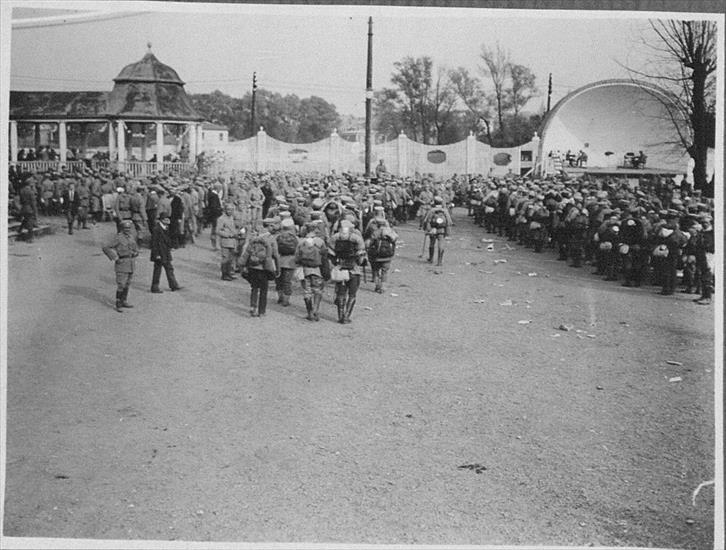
[[421, 196, 452, 266]]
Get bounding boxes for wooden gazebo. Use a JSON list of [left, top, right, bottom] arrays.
[[9, 45, 204, 176]]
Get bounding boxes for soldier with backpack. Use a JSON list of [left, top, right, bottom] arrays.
[[365, 217, 398, 294], [421, 196, 452, 266], [239, 218, 280, 317], [329, 220, 366, 323], [275, 218, 299, 307], [295, 228, 329, 321]]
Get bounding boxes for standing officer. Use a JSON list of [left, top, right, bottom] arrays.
[[217, 202, 239, 281], [421, 196, 452, 266], [102, 220, 139, 312], [150, 213, 181, 293], [18, 179, 38, 242]]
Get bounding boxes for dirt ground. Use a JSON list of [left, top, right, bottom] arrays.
[[2, 209, 717, 548]]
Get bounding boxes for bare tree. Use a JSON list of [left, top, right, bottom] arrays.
[[628, 19, 717, 192], [506, 64, 538, 117], [449, 66, 494, 143], [480, 43, 510, 139]]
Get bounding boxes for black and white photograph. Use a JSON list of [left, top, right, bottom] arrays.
[[1, 1, 723, 549]]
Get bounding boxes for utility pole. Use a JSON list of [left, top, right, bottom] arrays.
[[364, 16, 373, 178], [250, 72, 257, 138], [547, 73, 552, 112]]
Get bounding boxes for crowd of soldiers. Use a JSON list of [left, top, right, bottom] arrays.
[[465, 174, 715, 304], [9, 163, 715, 317]]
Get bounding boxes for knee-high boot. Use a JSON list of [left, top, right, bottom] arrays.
[[312, 294, 322, 322], [427, 245, 435, 263], [250, 288, 259, 317], [343, 298, 356, 324], [115, 290, 124, 313], [436, 250, 444, 266], [121, 287, 133, 308], [304, 297, 314, 321]]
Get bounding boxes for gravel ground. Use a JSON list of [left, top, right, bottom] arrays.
[[3, 209, 716, 548]]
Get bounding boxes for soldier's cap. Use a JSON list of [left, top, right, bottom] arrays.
[[666, 209, 680, 218], [160, 214, 171, 221], [310, 211, 324, 219], [280, 218, 295, 228], [262, 217, 278, 226], [340, 220, 354, 230], [373, 206, 384, 212], [121, 220, 133, 227], [373, 199, 383, 206], [433, 196, 444, 204], [116, 186, 125, 192]]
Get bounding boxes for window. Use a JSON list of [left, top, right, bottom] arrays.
[[520, 150, 532, 162], [219, 133, 223, 141]]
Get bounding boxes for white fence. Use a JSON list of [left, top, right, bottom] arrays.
[[204, 129, 541, 178]]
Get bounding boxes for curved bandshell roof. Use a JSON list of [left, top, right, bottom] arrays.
[[540, 79, 689, 172]]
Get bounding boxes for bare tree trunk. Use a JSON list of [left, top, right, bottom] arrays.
[[689, 66, 708, 191]]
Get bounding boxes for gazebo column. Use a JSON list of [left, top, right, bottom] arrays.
[[59, 121, 67, 164], [156, 122, 164, 171], [108, 121, 116, 161], [188, 122, 197, 163], [10, 121, 19, 162], [117, 121, 126, 164]]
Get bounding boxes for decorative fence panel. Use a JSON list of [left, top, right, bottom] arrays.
[[200, 129, 540, 179]]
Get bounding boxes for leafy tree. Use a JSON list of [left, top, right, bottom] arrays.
[[297, 96, 341, 142], [190, 89, 341, 143]]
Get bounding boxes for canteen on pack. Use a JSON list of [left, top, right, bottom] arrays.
[[652, 244, 669, 258]]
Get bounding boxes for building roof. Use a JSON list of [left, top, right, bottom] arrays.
[[10, 49, 203, 122], [114, 52, 185, 85], [9, 91, 109, 120], [201, 122, 229, 131]]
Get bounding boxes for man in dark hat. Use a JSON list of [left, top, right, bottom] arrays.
[[150, 213, 181, 293]]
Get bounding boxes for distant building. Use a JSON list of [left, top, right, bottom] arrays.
[[201, 122, 229, 147]]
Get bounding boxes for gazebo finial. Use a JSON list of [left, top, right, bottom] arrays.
[[147, 42, 152, 52]]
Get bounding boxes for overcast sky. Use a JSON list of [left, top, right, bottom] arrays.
[[5, 2, 717, 118]]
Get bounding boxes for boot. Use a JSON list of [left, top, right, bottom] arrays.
[[68, 224, 73, 235], [115, 291, 124, 313], [277, 291, 284, 304], [312, 294, 322, 322], [337, 301, 346, 324], [436, 250, 444, 267], [211, 235, 218, 250], [121, 288, 133, 308], [427, 246, 435, 263], [281, 294, 290, 307], [343, 298, 356, 324], [250, 288, 259, 317], [304, 298, 314, 321]]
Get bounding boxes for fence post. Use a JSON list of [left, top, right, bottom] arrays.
[[466, 131, 477, 176], [256, 127, 267, 172], [329, 128, 339, 174], [531, 131, 541, 176], [397, 130, 407, 177]]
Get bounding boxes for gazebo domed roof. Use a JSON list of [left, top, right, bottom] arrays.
[[114, 51, 185, 85], [106, 47, 202, 121]]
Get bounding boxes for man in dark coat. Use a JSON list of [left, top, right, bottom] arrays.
[[150, 214, 181, 293], [61, 181, 81, 235]]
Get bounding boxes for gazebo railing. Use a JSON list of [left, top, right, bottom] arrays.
[[13, 160, 194, 176]]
